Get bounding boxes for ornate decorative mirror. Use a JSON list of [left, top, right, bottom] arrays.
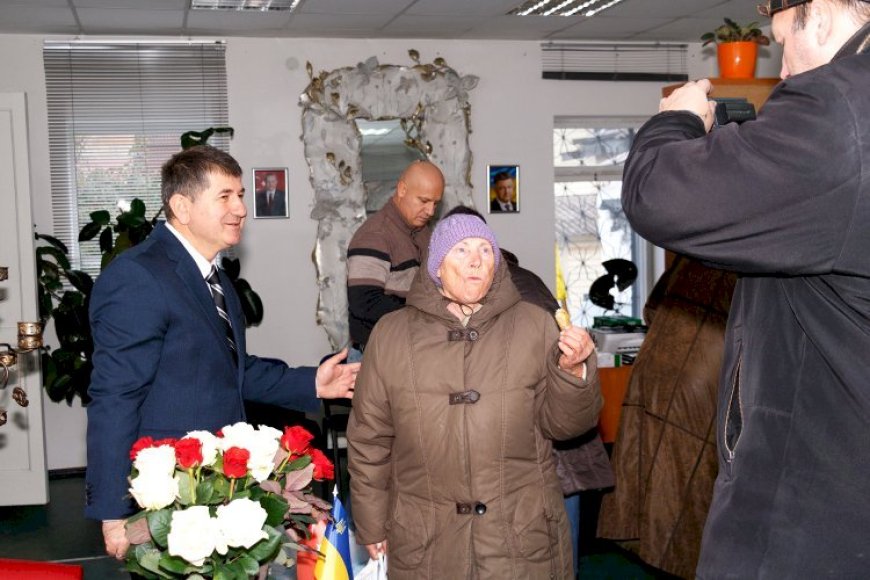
[[300, 52, 479, 349]]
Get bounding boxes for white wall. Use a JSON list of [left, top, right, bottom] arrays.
[[0, 33, 782, 470]]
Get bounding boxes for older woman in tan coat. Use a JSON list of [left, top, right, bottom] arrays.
[[347, 215, 602, 579]]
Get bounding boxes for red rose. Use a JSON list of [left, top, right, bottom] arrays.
[[309, 448, 334, 481], [281, 426, 314, 456], [153, 438, 177, 448], [174, 437, 203, 469], [222, 446, 250, 479], [129, 436, 155, 461]]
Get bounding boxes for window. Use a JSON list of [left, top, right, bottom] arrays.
[[44, 41, 229, 276], [554, 116, 657, 327]]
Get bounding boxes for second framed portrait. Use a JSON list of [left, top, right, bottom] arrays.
[[252, 168, 289, 219], [487, 165, 519, 214]]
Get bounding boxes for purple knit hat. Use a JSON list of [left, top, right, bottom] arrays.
[[427, 214, 501, 287]]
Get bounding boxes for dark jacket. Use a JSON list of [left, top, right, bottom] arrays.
[[621, 25, 870, 578], [506, 258, 614, 495], [347, 259, 602, 579]]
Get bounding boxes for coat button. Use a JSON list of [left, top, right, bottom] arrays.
[[474, 502, 487, 515], [468, 330, 479, 341]]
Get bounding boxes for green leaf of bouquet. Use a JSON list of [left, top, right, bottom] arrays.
[[158, 553, 191, 574], [285, 455, 313, 470], [147, 509, 173, 549], [292, 513, 317, 526], [176, 471, 194, 505], [212, 563, 231, 580], [127, 509, 148, 524], [196, 477, 216, 504], [247, 525, 284, 562], [213, 474, 230, 500], [135, 544, 172, 578], [125, 556, 158, 579], [260, 493, 290, 527], [237, 553, 261, 576], [213, 562, 248, 580]]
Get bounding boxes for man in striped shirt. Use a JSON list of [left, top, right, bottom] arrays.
[[346, 160, 444, 351]]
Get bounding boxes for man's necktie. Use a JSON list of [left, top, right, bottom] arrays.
[[206, 265, 237, 361]]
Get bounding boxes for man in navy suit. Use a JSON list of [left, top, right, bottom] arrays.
[[86, 145, 359, 560]]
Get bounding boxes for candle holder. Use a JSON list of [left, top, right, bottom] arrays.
[[0, 268, 42, 426]]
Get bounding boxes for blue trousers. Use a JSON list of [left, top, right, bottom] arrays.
[[564, 493, 580, 577]]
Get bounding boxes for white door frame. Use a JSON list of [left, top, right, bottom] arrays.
[[0, 92, 48, 506]]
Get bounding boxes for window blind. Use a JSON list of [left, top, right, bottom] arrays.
[[43, 41, 229, 276], [542, 42, 688, 82]]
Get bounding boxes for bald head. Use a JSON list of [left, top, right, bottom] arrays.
[[393, 160, 444, 228]]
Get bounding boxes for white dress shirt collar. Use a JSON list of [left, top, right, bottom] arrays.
[[164, 221, 219, 278]]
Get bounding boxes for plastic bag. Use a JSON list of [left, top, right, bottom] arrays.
[[355, 553, 387, 580]]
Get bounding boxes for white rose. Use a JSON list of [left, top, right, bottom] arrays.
[[134, 444, 177, 477], [129, 473, 178, 511], [216, 498, 269, 549], [184, 430, 221, 467], [167, 505, 227, 567], [218, 422, 257, 450], [219, 423, 280, 482]]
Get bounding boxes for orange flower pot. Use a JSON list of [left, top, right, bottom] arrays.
[[717, 41, 758, 79]]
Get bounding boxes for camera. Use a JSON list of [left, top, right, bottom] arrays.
[[712, 97, 757, 127]]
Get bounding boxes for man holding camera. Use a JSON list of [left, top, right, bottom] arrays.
[[620, 0, 870, 577]]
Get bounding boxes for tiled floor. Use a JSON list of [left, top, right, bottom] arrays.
[[0, 473, 127, 578], [0, 472, 673, 579]]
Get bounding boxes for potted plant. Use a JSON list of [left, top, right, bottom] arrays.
[[701, 18, 770, 79]]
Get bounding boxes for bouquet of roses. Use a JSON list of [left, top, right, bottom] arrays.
[[123, 422, 335, 579]]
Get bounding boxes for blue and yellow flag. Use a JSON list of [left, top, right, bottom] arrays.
[[315, 489, 354, 580]]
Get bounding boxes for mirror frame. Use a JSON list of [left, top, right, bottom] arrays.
[[300, 53, 479, 349]]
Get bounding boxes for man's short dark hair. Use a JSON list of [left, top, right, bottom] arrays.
[[161, 145, 242, 220], [492, 171, 513, 185], [443, 204, 486, 223]]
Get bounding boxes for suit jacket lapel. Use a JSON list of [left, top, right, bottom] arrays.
[[154, 224, 238, 369]]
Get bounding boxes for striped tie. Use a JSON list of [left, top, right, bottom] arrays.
[[206, 265, 237, 362]]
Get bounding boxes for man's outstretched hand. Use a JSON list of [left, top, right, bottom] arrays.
[[315, 348, 360, 399]]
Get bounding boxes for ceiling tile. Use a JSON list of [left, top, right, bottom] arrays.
[[187, 9, 294, 31], [76, 7, 184, 31], [548, 16, 674, 40], [296, 0, 414, 15], [0, 4, 79, 34], [73, 0, 186, 8], [603, 0, 724, 18], [284, 12, 396, 33], [406, 0, 519, 16]]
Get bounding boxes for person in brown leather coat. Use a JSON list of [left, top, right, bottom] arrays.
[[347, 214, 602, 579]]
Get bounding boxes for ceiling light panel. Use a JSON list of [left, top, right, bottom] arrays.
[[510, 0, 628, 17], [191, 0, 302, 11]]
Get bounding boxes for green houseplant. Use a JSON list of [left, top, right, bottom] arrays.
[[36, 128, 262, 404], [701, 18, 770, 79]]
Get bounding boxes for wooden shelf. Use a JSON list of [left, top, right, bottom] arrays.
[[663, 77, 780, 109]]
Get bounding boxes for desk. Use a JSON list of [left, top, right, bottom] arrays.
[[598, 366, 633, 444]]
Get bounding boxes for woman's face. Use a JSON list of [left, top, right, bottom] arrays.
[[438, 237, 496, 305]]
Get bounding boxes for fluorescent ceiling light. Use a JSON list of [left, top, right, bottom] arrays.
[[190, 0, 302, 11], [510, 0, 628, 17]]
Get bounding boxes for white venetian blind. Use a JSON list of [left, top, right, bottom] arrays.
[[43, 41, 229, 276]]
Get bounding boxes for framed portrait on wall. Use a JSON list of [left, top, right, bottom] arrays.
[[487, 165, 519, 214], [252, 168, 289, 219]]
